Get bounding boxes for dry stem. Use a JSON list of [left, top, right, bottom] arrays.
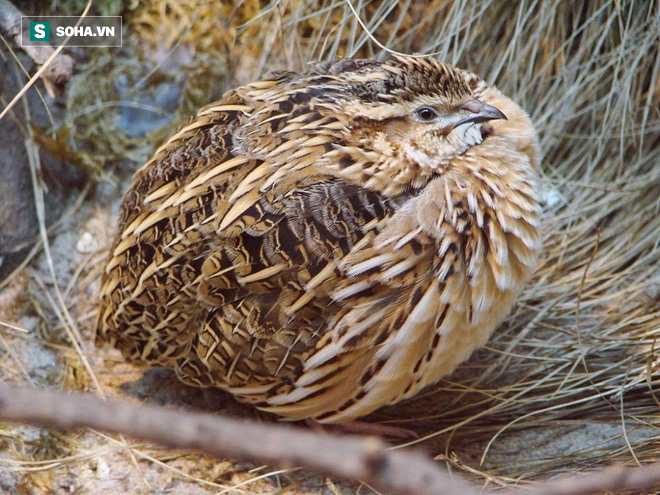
[[0, 385, 484, 495], [3, 386, 660, 495]]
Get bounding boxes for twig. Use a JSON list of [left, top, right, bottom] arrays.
[[2, 385, 660, 495], [0, 385, 486, 495], [512, 463, 660, 495], [0, 0, 74, 96]]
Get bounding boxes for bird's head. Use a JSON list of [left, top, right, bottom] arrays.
[[240, 55, 533, 196], [297, 55, 510, 193]]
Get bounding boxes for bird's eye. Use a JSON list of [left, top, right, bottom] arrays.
[[414, 106, 440, 123]]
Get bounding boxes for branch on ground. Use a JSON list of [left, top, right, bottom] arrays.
[[1, 385, 659, 495], [0, 385, 485, 495]]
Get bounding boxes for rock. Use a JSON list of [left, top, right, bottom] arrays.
[[0, 45, 84, 281]]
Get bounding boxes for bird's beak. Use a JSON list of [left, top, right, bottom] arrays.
[[451, 99, 507, 129]]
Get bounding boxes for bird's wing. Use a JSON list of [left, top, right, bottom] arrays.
[[96, 88, 263, 360]]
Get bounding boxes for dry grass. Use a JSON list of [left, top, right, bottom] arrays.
[[0, 0, 659, 493]]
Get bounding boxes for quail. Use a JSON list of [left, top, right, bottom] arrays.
[[97, 55, 541, 423]]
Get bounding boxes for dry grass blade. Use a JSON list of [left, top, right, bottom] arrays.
[[0, 1, 89, 121]]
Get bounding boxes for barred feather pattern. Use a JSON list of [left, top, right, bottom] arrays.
[[97, 55, 541, 423]]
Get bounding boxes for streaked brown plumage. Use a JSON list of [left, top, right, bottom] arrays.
[[97, 55, 541, 423]]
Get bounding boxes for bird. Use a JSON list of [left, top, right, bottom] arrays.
[[97, 55, 541, 425]]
